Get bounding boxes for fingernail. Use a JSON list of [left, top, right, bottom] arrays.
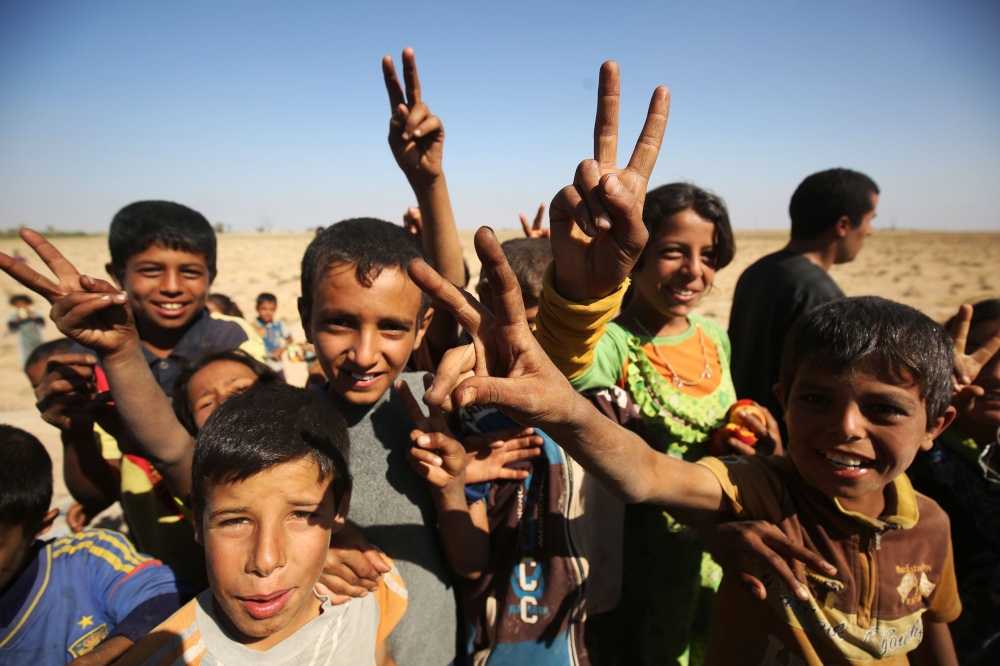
[[821, 561, 836, 573], [432, 456, 442, 466], [114, 294, 126, 302], [413, 129, 421, 137], [101, 295, 110, 301], [417, 434, 430, 446], [604, 173, 620, 193], [85, 355, 96, 364], [460, 387, 477, 407], [796, 585, 809, 600], [595, 214, 612, 230], [401, 132, 410, 141]]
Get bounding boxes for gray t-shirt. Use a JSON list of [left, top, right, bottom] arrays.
[[312, 373, 458, 666]]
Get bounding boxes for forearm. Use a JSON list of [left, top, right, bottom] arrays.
[[431, 484, 489, 580], [62, 429, 119, 508], [412, 175, 464, 287], [909, 621, 958, 666], [100, 338, 194, 497]]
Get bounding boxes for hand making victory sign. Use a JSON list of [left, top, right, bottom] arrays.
[[383, 47, 445, 188], [549, 61, 670, 301], [0, 230, 135, 356], [949, 302, 1000, 413]]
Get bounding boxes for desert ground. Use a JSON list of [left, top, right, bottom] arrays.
[[2, 229, 998, 528]]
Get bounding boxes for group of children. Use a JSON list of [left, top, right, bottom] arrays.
[[1, 50, 999, 666]]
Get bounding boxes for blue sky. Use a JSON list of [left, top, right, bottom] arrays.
[[1, 0, 998, 232]]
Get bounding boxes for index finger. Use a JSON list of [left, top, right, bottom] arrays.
[[625, 86, 671, 186], [948, 304, 973, 356], [396, 379, 429, 431], [382, 55, 406, 112], [970, 326, 1000, 368], [594, 61, 620, 171], [533, 203, 546, 230], [519, 213, 532, 237], [763, 531, 837, 576], [0, 247, 63, 302], [20, 229, 81, 286], [401, 47, 421, 106], [407, 258, 491, 337], [473, 227, 529, 331]]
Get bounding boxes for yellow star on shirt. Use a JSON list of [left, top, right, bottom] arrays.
[[77, 615, 94, 630]]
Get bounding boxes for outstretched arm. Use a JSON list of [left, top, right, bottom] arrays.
[[384, 48, 463, 363]]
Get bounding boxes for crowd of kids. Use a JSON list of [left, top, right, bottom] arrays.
[[1, 50, 998, 666]]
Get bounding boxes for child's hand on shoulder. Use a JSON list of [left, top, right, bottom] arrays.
[[383, 48, 444, 189], [0, 229, 139, 357]]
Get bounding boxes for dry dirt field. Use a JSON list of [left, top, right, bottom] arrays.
[[2, 229, 998, 520]]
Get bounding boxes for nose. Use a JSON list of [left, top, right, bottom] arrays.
[[248, 522, 285, 577], [831, 401, 864, 441], [349, 327, 379, 369], [681, 252, 704, 280], [160, 268, 182, 296]]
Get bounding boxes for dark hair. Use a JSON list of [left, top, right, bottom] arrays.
[[191, 383, 351, 513], [299, 218, 431, 315], [9, 294, 33, 306], [24, 338, 74, 373], [206, 294, 244, 319], [944, 299, 1000, 330], [173, 350, 282, 435], [492, 238, 552, 300], [789, 169, 879, 240], [780, 296, 954, 426], [0, 425, 53, 532], [639, 183, 735, 270], [256, 293, 277, 307], [109, 201, 217, 280]]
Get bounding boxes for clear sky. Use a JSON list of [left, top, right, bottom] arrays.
[[1, 0, 998, 232]]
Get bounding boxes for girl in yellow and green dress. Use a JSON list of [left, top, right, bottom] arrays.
[[536, 182, 780, 665]]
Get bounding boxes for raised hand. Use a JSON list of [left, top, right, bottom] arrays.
[[0, 229, 137, 355], [949, 303, 1000, 413], [383, 48, 444, 187], [519, 203, 549, 239], [403, 205, 424, 241], [549, 61, 670, 301]]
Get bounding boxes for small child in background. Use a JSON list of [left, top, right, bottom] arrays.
[[7, 294, 45, 367], [0, 425, 189, 665], [253, 292, 292, 380], [115, 384, 406, 666]]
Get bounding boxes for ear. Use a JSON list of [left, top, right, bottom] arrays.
[[772, 382, 787, 411], [412, 306, 434, 351], [921, 405, 956, 451], [32, 508, 61, 540], [331, 480, 352, 535], [831, 215, 852, 239], [105, 263, 124, 290], [298, 297, 314, 345]]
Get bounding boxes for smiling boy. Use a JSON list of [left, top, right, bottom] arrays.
[[115, 383, 406, 665]]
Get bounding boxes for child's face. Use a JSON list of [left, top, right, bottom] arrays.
[[632, 209, 717, 321], [195, 457, 347, 651], [187, 360, 261, 431], [300, 263, 432, 405], [11, 298, 30, 309], [781, 364, 952, 515], [256, 301, 276, 324], [109, 244, 211, 333]]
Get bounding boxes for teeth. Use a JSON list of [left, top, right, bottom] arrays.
[[824, 451, 866, 469], [675, 290, 694, 296], [160, 303, 183, 310], [350, 372, 377, 381]]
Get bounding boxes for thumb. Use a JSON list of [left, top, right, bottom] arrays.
[[454, 376, 530, 418], [598, 173, 648, 257]]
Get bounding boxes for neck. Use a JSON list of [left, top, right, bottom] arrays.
[[619, 295, 692, 338], [783, 238, 838, 272], [135, 316, 197, 359], [837, 491, 887, 520], [953, 416, 998, 447]]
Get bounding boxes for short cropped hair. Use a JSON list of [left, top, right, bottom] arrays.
[[789, 169, 879, 240], [109, 201, 217, 280], [173, 350, 283, 435], [299, 218, 431, 315], [24, 338, 74, 373], [9, 294, 33, 306], [0, 425, 53, 532], [191, 383, 351, 513], [779, 296, 953, 426], [498, 238, 552, 300], [640, 183, 735, 270], [256, 293, 277, 306]]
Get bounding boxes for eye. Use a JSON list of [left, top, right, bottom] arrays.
[[219, 517, 250, 528], [182, 268, 205, 279], [325, 317, 354, 329], [661, 247, 683, 258], [796, 393, 829, 405], [868, 403, 909, 419], [290, 510, 316, 521]]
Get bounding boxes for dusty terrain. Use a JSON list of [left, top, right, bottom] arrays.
[[2, 229, 997, 521]]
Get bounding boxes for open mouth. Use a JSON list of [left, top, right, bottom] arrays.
[[237, 588, 293, 619], [343, 371, 385, 389], [817, 449, 876, 477], [152, 302, 190, 318], [668, 287, 701, 304]]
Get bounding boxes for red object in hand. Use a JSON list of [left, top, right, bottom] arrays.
[[707, 400, 763, 455], [729, 399, 766, 430]]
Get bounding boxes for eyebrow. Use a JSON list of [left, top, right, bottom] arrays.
[[209, 507, 249, 519]]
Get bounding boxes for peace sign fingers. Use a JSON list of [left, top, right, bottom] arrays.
[[401, 47, 421, 108], [594, 61, 620, 172], [624, 86, 671, 204], [382, 56, 406, 112], [0, 229, 81, 303]]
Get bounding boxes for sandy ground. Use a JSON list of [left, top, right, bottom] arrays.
[[2, 229, 998, 521]]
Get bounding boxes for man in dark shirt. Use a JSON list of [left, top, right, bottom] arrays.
[[728, 168, 879, 428]]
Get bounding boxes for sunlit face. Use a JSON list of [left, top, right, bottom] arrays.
[[782, 364, 950, 516], [195, 457, 347, 651], [109, 244, 211, 332], [187, 360, 261, 431], [632, 209, 719, 320], [835, 193, 878, 264], [959, 318, 1000, 436], [300, 263, 431, 405], [256, 301, 276, 324]]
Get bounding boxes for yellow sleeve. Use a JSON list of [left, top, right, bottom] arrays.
[[534, 262, 629, 379], [95, 424, 122, 460], [696, 456, 787, 524], [925, 539, 962, 624], [373, 555, 408, 644]]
